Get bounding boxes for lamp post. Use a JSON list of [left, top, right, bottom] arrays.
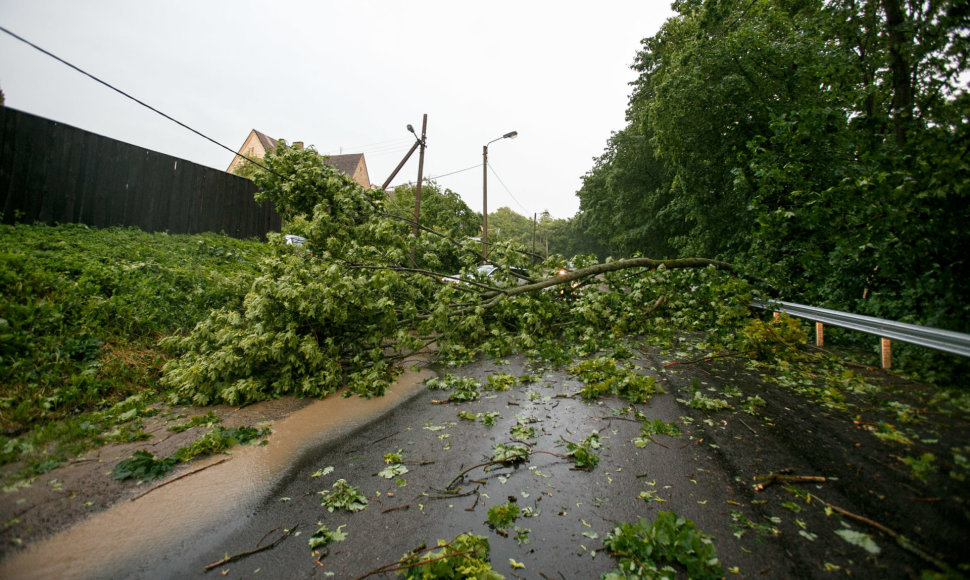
[[482, 130, 517, 263]]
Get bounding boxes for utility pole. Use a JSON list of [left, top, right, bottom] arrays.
[[413, 115, 428, 239], [411, 114, 427, 265], [382, 141, 419, 190], [482, 145, 488, 264], [532, 212, 537, 266]]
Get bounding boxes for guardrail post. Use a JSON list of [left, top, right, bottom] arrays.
[[881, 338, 892, 369], [816, 322, 824, 347]]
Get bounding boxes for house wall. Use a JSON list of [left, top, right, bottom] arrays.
[[226, 131, 268, 173]]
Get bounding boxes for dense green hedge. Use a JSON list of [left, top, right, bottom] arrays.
[[0, 223, 272, 437]]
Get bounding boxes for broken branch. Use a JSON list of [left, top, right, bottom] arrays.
[[203, 524, 297, 571], [130, 457, 230, 502], [753, 468, 826, 491]]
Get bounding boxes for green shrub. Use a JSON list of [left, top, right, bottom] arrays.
[[0, 223, 270, 469]]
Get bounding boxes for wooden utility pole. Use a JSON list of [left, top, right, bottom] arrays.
[[411, 114, 428, 265], [482, 144, 489, 264], [532, 213, 537, 266]]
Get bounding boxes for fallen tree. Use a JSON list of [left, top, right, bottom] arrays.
[[160, 145, 759, 405]]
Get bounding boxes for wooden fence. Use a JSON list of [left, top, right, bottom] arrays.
[[0, 107, 280, 239]]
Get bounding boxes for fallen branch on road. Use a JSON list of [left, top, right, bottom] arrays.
[[130, 457, 230, 502], [753, 468, 827, 491], [203, 524, 297, 571], [812, 495, 955, 574]]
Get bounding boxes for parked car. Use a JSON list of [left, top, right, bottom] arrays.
[[442, 264, 530, 286], [284, 234, 307, 247]]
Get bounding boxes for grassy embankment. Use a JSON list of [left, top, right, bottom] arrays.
[[0, 223, 272, 482]]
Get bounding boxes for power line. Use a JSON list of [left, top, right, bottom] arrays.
[[431, 163, 482, 181], [323, 136, 414, 153], [488, 163, 530, 215], [0, 24, 275, 176], [320, 137, 415, 158], [0, 23, 503, 230], [388, 163, 482, 189]]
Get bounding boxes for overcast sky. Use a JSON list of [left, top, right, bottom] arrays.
[[0, 1, 673, 219]]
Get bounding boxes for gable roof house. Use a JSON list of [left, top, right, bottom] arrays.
[[227, 129, 371, 189]]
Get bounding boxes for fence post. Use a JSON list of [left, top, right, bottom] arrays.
[[816, 322, 824, 347], [881, 338, 892, 369]]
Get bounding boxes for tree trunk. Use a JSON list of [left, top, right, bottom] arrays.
[[881, 0, 913, 147]]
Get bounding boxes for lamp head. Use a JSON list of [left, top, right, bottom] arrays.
[[504, 131, 518, 139]]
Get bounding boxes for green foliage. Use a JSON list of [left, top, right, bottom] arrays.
[[509, 418, 537, 441], [111, 450, 176, 481], [167, 411, 221, 433], [602, 512, 723, 580], [574, 0, 970, 384], [684, 391, 733, 412], [479, 412, 500, 426], [834, 528, 881, 555], [484, 373, 517, 391], [741, 395, 767, 415], [426, 374, 478, 391], [159, 250, 424, 404], [427, 374, 482, 403], [729, 510, 781, 539], [385, 181, 482, 274], [633, 420, 682, 448], [250, 140, 383, 224], [173, 425, 270, 462], [167, 150, 761, 409], [733, 314, 809, 360], [564, 431, 601, 469], [902, 453, 938, 481], [378, 464, 409, 479], [491, 443, 529, 465], [571, 357, 661, 403], [308, 524, 347, 550], [0, 223, 269, 470], [319, 478, 369, 513], [396, 533, 502, 580], [486, 500, 521, 529]]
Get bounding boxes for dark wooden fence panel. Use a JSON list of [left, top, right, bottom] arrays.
[[0, 107, 281, 239]]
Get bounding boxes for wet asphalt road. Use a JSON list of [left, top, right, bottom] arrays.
[[87, 345, 959, 580], [117, 353, 807, 580]]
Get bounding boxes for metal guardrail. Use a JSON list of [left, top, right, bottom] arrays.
[[752, 300, 970, 366]]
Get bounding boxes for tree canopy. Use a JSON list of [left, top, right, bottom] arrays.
[[576, 0, 970, 339], [160, 143, 755, 405]]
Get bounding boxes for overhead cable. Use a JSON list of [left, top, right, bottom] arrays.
[[388, 163, 482, 189], [488, 163, 530, 215], [0, 24, 279, 176]]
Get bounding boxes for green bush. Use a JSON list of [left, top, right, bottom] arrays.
[[0, 223, 271, 469]]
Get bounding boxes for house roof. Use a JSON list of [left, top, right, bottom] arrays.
[[325, 153, 364, 176], [253, 129, 277, 152], [230, 130, 370, 187]]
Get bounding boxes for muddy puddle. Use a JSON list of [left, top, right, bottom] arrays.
[[0, 367, 433, 580]]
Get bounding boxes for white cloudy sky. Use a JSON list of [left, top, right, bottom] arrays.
[[0, 1, 673, 219]]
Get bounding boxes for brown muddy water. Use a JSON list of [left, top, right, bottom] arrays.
[[0, 367, 433, 580]]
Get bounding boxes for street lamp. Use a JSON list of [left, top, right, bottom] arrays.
[[482, 130, 517, 263]]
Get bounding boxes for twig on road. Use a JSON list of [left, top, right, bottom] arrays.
[[203, 524, 297, 571], [753, 468, 827, 491], [130, 457, 230, 502]]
